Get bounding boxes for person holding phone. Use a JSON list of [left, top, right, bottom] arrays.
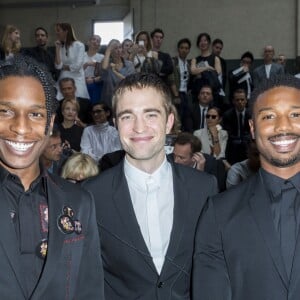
[[130, 31, 160, 73]]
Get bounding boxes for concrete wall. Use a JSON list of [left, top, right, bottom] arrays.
[[0, 0, 298, 61], [131, 0, 297, 60], [0, 0, 129, 47]]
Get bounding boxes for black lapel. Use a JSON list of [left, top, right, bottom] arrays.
[[248, 174, 289, 289], [32, 175, 65, 297], [160, 163, 187, 277], [0, 185, 27, 297], [112, 163, 157, 274]]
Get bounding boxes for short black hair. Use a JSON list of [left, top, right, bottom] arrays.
[[212, 38, 223, 46], [177, 38, 191, 49], [241, 51, 254, 62], [150, 28, 164, 39], [196, 32, 211, 47], [0, 55, 57, 134], [174, 132, 202, 153], [249, 74, 300, 116], [34, 27, 48, 37]]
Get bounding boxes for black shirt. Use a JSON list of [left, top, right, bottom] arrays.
[[0, 165, 48, 298], [260, 168, 300, 242]]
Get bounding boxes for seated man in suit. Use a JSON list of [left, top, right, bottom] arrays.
[[0, 56, 104, 299], [172, 132, 227, 191], [193, 74, 300, 300], [253, 45, 284, 88], [83, 73, 218, 300], [222, 88, 252, 164], [183, 84, 214, 133], [40, 127, 69, 175], [55, 77, 93, 126]]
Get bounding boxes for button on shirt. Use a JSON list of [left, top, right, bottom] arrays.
[[124, 157, 174, 274], [0, 166, 48, 297]]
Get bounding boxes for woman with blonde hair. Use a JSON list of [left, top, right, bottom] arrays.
[[0, 24, 21, 60], [55, 23, 89, 100], [61, 152, 99, 183]]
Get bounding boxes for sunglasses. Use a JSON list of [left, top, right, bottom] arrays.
[[206, 114, 218, 119]]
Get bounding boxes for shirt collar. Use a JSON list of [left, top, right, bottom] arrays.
[[124, 156, 169, 191], [260, 168, 300, 198]]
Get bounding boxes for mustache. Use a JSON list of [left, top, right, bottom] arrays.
[[268, 133, 300, 140]]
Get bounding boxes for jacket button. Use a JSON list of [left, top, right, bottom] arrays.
[[157, 281, 164, 288]]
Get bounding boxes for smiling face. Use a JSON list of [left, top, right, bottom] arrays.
[[9, 30, 20, 43], [0, 76, 54, 178], [115, 87, 174, 172], [249, 86, 300, 178]]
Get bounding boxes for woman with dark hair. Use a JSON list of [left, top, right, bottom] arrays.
[[55, 23, 89, 100], [190, 32, 222, 99], [0, 24, 21, 60], [129, 31, 160, 73], [193, 106, 228, 159]]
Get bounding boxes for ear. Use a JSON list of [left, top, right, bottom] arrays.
[[166, 113, 175, 134], [249, 119, 255, 140]]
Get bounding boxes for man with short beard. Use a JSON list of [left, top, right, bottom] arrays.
[[193, 74, 300, 300]]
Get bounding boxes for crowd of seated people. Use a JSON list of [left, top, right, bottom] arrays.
[[3, 22, 292, 190]]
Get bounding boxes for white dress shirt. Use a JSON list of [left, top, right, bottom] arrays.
[[124, 157, 174, 274]]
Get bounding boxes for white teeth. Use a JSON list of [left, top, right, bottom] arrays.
[[6, 140, 34, 152], [271, 139, 296, 146]]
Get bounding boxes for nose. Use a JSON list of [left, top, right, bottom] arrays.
[[275, 115, 292, 133], [10, 115, 31, 135], [133, 116, 146, 133]]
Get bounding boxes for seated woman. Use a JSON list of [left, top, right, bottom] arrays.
[[193, 107, 228, 159], [61, 152, 99, 183], [57, 98, 84, 152]]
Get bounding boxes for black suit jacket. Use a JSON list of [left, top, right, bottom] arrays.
[[193, 171, 300, 300], [0, 173, 104, 299], [84, 159, 217, 300], [222, 108, 251, 164], [183, 103, 212, 133]]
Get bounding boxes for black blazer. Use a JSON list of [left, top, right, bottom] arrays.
[[0, 173, 104, 299], [84, 159, 218, 300], [193, 172, 300, 300]]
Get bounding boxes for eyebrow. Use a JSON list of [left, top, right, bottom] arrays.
[[0, 101, 46, 110], [117, 108, 162, 118], [257, 105, 300, 113]]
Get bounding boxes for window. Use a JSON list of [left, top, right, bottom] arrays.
[[93, 21, 124, 45]]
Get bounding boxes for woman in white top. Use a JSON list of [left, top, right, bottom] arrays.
[[194, 107, 228, 159], [55, 23, 89, 100], [83, 35, 104, 104]]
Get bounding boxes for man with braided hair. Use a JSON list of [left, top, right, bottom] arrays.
[[0, 56, 104, 299]]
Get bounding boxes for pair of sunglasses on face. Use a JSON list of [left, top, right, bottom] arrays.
[[206, 114, 218, 119]]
